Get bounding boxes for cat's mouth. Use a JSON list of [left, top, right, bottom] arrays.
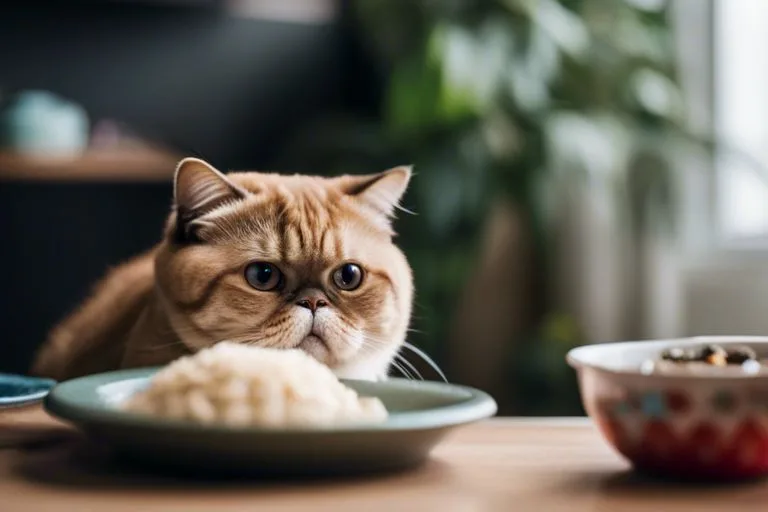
[[297, 334, 331, 363], [300, 334, 325, 347]]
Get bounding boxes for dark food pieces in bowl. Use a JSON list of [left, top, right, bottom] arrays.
[[567, 337, 768, 481], [642, 343, 764, 376], [662, 344, 756, 365]]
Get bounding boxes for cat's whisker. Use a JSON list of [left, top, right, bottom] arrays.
[[402, 341, 447, 383], [358, 336, 410, 379], [357, 337, 386, 358], [358, 334, 426, 382], [359, 334, 387, 346], [358, 335, 397, 357], [393, 203, 416, 216], [389, 358, 413, 380], [394, 352, 423, 381]]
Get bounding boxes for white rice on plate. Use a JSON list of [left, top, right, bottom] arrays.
[[122, 342, 388, 427]]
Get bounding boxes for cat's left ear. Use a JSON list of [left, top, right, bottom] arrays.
[[173, 157, 248, 242], [342, 165, 412, 219], [174, 158, 247, 214]]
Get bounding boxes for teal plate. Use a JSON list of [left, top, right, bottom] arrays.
[[44, 368, 497, 476], [0, 373, 56, 408]]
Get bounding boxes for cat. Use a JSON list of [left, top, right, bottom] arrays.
[[30, 157, 414, 382]]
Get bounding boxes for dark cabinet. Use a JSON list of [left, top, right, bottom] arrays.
[[0, 152, 176, 373]]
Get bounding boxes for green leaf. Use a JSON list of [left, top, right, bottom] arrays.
[[628, 68, 685, 121], [429, 20, 511, 117], [510, 0, 590, 59], [385, 51, 446, 137]]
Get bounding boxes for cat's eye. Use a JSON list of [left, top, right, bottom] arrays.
[[332, 263, 363, 291], [244, 262, 282, 291]]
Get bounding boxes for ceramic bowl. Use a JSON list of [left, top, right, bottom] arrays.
[[45, 369, 497, 476], [567, 336, 768, 481]]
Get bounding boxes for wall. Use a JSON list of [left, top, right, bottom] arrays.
[[0, 0, 344, 168]]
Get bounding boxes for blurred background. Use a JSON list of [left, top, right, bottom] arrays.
[[1, 0, 767, 415]]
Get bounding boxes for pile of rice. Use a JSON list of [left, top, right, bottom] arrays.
[[122, 342, 388, 427]]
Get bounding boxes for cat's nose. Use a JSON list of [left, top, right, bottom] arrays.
[[295, 290, 328, 313]]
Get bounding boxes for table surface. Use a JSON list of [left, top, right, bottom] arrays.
[[2, 407, 767, 512]]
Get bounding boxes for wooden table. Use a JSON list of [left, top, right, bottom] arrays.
[[2, 407, 768, 511]]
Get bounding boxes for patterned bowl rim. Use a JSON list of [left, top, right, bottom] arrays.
[[567, 336, 768, 382]]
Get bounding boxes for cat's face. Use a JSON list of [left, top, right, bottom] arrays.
[[154, 158, 413, 379]]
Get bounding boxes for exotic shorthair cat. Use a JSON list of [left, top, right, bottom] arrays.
[[31, 158, 414, 382]]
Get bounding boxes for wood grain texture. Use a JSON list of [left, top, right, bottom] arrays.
[[1, 407, 767, 511]]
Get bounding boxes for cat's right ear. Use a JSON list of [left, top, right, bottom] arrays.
[[173, 158, 247, 242]]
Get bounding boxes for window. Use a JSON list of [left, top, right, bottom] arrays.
[[714, 0, 768, 243], [678, 0, 768, 337]]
